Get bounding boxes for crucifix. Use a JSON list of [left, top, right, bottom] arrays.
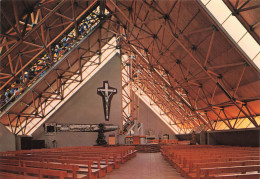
[[97, 81, 117, 121]]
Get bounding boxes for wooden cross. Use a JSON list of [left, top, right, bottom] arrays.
[[97, 81, 117, 121]]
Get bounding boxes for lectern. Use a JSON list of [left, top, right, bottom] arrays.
[[133, 136, 140, 145], [108, 134, 116, 145]]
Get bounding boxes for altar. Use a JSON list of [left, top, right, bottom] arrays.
[[125, 135, 147, 145]]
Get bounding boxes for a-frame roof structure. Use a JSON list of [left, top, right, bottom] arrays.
[[0, 0, 259, 135]]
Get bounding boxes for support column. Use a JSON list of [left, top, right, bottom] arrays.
[[200, 130, 207, 145]]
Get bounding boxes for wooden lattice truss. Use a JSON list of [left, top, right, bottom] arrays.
[[111, 0, 260, 132], [0, 0, 259, 135]]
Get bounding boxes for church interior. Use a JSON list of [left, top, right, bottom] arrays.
[[0, 0, 260, 178]]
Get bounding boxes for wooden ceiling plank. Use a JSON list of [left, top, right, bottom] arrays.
[[22, 118, 28, 135], [237, 0, 250, 10], [34, 9, 41, 24], [13, 115, 20, 134], [204, 112, 214, 130], [185, 26, 212, 36], [212, 108, 232, 129], [109, 0, 133, 26], [71, 0, 76, 19], [31, 92, 38, 115], [210, 83, 218, 105], [14, 55, 20, 74], [168, 0, 178, 17], [174, 1, 181, 34], [221, 109, 233, 130], [208, 62, 244, 70], [233, 105, 243, 128], [0, 0, 67, 62], [22, 40, 43, 48], [30, 12, 35, 25], [1, 8, 22, 39], [130, 40, 211, 130], [42, 7, 72, 21], [38, 96, 44, 117], [11, 0, 21, 33], [204, 30, 215, 67], [244, 104, 258, 126], [233, 64, 247, 97], [235, 0, 240, 9], [252, 20, 260, 28], [0, 40, 17, 48], [7, 113, 14, 133], [0, 0, 98, 92], [39, 11, 46, 45], [201, 87, 210, 106], [238, 4, 260, 12], [36, 29, 49, 56], [134, 58, 202, 131], [5, 44, 15, 74], [161, 18, 258, 128]]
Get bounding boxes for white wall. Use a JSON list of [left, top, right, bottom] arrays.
[[0, 123, 16, 152], [138, 97, 177, 139], [32, 53, 176, 147], [33, 54, 122, 147]]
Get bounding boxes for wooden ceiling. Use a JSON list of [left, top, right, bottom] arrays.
[[0, 0, 259, 135], [224, 0, 260, 44], [108, 0, 260, 131]]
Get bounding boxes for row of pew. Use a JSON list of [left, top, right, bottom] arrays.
[[0, 146, 137, 179], [161, 145, 260, 179]]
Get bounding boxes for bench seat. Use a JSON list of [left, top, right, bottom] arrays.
[[212, 172, 260, 179], [0, 164, 68, 179], [0, 172, 38, 179], [66, 172, 88, 179]]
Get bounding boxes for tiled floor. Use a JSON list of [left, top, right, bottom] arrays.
[[104, 153, 184, 179]]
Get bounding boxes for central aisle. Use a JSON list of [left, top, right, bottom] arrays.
[[104, 153, 184, 179]]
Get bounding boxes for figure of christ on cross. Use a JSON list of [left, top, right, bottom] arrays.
[[97, 81, 117, 121]]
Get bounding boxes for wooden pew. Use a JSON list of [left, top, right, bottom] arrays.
[[0, 164, 68, 179], [23, 151, 119, 170], [44, 158, 99, 179], [178, 141, 191, 145], [199, 165, 260, 179], [168, 139, 178, 144], [79, 152, 120, 169], [0, 172, 38, 179], [61, 156, 106, 177], [0, 159, 85, 179], [80, 154, 113, 172], [22, 161, 82, 179], [187, 160, 260, 177], [0, 157, 96, 179], [181, 155, 260, 176], [164, 147, 259, 173], [0, 158, 21, 166], [1, 151, 119, 170], [0, 145, 137, 179], [70, 150, 122, 167], [148, 139, 159, 144], [161, 145, 260, 179], [45, 146, 134, 164], [212, 173, 260, 179]]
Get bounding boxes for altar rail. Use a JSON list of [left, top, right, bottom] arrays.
[[135, 144, 161, 153]]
